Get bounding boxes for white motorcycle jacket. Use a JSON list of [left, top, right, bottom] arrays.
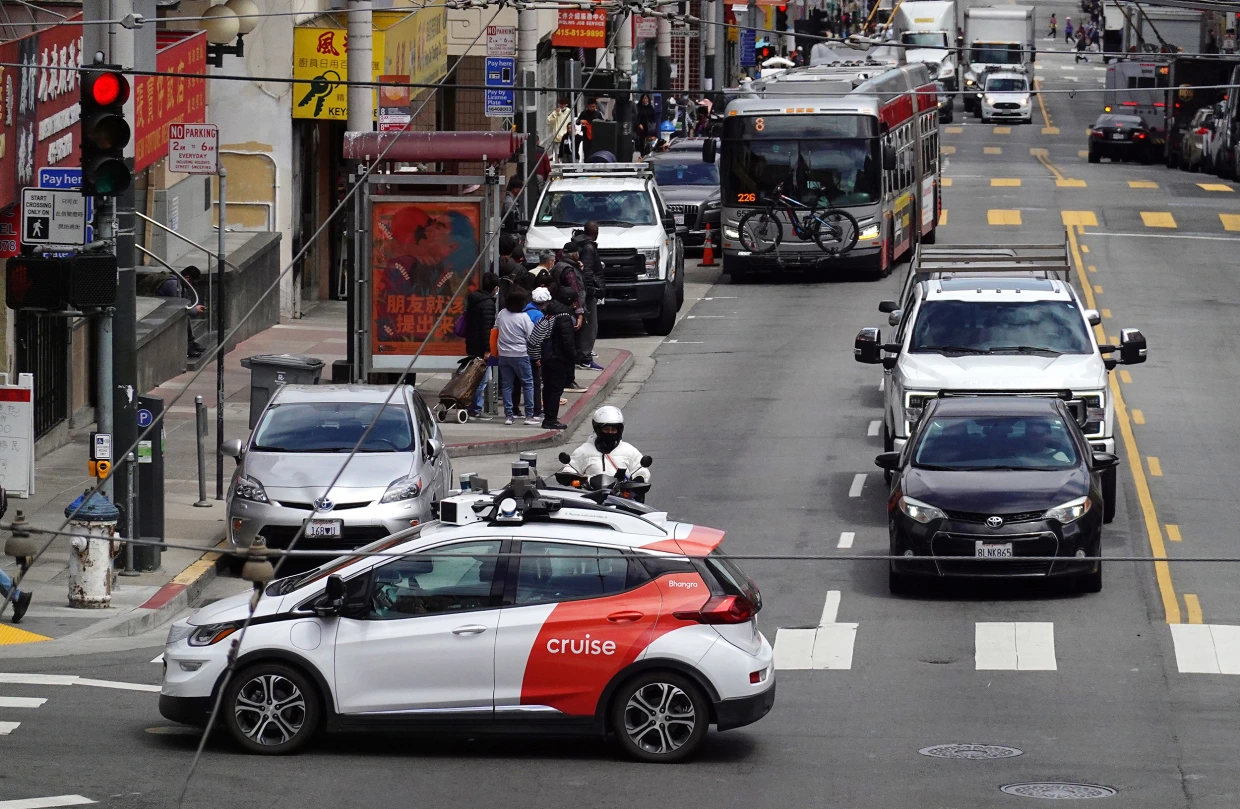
[[565, 439, 650, 482]]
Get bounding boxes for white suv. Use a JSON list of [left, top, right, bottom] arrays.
[[855, 271, 1146, 523], [160, 482, 774, 762], [525, 163, 685, 335]]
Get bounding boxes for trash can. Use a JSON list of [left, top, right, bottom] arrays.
[[240, 354, 324, 428]]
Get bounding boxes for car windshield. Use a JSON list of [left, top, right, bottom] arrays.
[[902, 32, 949, 48], [650, 161, 719, 185], [913, 415, 1080, 470], [252, 402, 415, 453], [535, 190, 657, 227], [910, 300, 1093, 354], [987, 78, 1027, 92]]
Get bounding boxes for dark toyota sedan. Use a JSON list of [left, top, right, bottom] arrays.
[[875, 396, 1119, 595], [1088, 113, 1156, 164]]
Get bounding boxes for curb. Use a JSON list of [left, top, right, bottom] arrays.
[[447, 349, 635, 459], [91, 547, 226, 639]]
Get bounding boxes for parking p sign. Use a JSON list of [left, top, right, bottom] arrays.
[[168, 124, 219, 175]]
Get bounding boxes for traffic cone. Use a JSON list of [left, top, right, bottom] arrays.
[[702, 223, 716, 266]]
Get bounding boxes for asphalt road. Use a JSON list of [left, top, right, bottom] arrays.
[[4, 10, 1240, 807]]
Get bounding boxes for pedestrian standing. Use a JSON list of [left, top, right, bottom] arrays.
[[525, 286, 552, 420], [577, 98, 604, 159], [495, 286, 539, 426], [524, 249, 557, 292], [530, 285, 582, 430], [1048, 13, 1057, 39], [510, 284, 546, 420], [464, 272, 499, 419], [572, 222, 606, 371], [552, 242, 588, 392], [548, 97, 573, 162], [1075, 29, 1088, 62]]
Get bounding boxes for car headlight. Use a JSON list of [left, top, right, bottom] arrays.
[[638, 248, 660, 280], [938, 63, 954, 78], [965, 78, 976, 87], [898, 495, 946, 524], [858, 224, 881, 240], [904, 391, 933, 428], [166, 623, 193, 645], [1043, 496, 1091, 524], [188, 621, 241, 647], [724, 226, 740, 240], [233, 475, 269, 504], [985, 96, 996, 105], [380, 474, 424, 504]]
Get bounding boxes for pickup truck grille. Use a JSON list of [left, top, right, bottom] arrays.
[[597, 248, 643, 283]]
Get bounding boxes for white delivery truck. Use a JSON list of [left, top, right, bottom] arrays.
[[961, 6, 1035, 114], [1119, 3, 1204, 54], [894, 1, 960, 91]]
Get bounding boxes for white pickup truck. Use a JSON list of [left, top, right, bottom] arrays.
[[854, 243, 1147, 523]]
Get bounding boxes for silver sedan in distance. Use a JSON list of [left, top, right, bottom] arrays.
[[222, 384, 453, 554]]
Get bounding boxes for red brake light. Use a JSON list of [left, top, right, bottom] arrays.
[[673, 595, 756, 625], [1196, 127, 1210, 135], [1121, 101, 1138, 107], [1092, 130, 1104, 138], [1135, 132, 1146, 139]]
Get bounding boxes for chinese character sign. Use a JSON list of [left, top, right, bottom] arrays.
[[134, 30, 208, 172], [552, 8, 607, 48], [370, 200, 480, 357]]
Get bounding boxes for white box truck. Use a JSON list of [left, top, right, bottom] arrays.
[[894, 1, 961, 90], [962, 6, 1035, 114]]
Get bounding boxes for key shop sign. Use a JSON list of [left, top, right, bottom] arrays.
[[552, 8, 607, 48]]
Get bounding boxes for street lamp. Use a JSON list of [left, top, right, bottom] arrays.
[[201, 0, 258, 67]]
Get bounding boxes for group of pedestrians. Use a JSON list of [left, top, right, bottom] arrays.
[[462, 227, 606, 429], [1057, 14, 1101, 62]]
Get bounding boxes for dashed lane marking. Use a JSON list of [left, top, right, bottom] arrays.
[[0, 697, 46, 708], [1185, 595, 1204, 624], [993, 126, 1011, 135], [1129, 180, 1159, 189], [1094, 284, 1103, 293], [1119, 369, 1132, 383], [848, 474, 866, 498], [941, 177, 953, 186], [942, 145, 957, 154], [987, 209, 1022, 225], [1132, 409, 1145, 424], [991, 178, 1021, 187], [838, 532, 855, 549], [1101, 308, 1111, 318], [1221, 213, 1240, 231], [1140, 211, 1177, 228], [867, 420, 880, 436], [976, 622, 1057, 671], [1171, 624, 1240, 674], [1088, 264, 1096, 273], [983, 146, 1002, 155], [1198, 183, 1233, 192], [878, 376, 885, 391], [939, 209, 949, 225], [1078, 150, 1089, 158], [0, 721, 20, 735], [1061, 211, 1098, 227], [1080, 243, 1090, 253], [1148, 456, 1163, 476], [945, 126, 963, 134], [0, 798, 95, 809], [1166, 523, 1181, 542]]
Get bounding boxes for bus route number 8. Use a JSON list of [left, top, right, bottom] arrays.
[[754, 117, 765, 132]]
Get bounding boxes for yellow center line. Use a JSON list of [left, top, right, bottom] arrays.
[[1184, 594, 1203, 624], [1068, 224, 1181, 624], [1033, 79, 1060, 135]]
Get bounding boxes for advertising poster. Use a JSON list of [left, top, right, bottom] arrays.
[[370, 199, 480, 357]]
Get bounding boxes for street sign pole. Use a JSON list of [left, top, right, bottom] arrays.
[[216, 166, 227, 500]]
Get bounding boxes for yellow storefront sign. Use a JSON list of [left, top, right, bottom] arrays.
[[292, 8, 447, 121]]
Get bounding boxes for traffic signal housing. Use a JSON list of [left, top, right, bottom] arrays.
[[776, 4, 789, 33], [6, 254, 118, 310], [80, 66, 132, 197]]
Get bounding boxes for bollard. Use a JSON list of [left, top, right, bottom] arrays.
[[194, 395, 211, 508], [64, 491, 119, 609]]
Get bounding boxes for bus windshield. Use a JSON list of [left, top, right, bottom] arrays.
[[721, 115, 880, 207], [971, 43, 1023, 64]]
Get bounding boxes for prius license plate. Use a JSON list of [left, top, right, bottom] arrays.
[[673, 214, 685, 225], [306, 519, 342, 538], [975, 541, 1013, 558]]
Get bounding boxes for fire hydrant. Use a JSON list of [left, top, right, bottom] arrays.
[[64, 490, 119, 609]]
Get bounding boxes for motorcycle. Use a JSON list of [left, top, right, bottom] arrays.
[[555, 451, 653, 503]]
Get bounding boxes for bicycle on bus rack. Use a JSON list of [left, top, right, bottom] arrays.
[[737, 183, 860, 257]]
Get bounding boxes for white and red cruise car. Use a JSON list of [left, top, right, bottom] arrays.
[[160, 480, 775, 762]]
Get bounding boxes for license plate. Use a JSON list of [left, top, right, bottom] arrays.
[[975, 541, 1013, 558], [673, 214, 685, 225], [306, 519, 342, 538], [1111, 133, 1125, 140]]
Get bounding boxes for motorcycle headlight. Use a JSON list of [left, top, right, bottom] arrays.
[[724, 226, 740, 240], [1043, 496, 1091, 524], [638, 248, 660, 280], [898, 495, 946, 524], [858, 224, 881, 240], [380, 475, 424, 504], [188, 621, 241, 647], [233, 475, 269, 504]]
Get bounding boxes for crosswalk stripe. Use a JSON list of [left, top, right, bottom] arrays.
[[867, 420, 880, 436], [837, 531, 855, 549], [1140, 211, 1177, 228], [976, 622, 1057, 671], [1078, 149, 1089, 158], [1171, 624, 1240, 674], [0, 697, 46, 708], [988, 209, 1022, 225], [0, 798, 95, 808], [0, 721, 20, 735], [811, 624, 858, 670], [942, 145, 956, 154], [774, 592, 859, 671], [1042, 126, 1060, 135], [773, 628, 816, 670]]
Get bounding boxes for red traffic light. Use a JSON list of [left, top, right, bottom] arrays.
[[777, 4, 786, 10], [85, 71, 130, 106]]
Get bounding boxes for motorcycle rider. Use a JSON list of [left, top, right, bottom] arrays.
[[565, 406, 650, 482]]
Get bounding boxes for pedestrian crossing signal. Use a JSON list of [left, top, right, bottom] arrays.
[[5, 254, 118, 311]]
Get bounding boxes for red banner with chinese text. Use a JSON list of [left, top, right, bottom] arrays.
[[370, 199, 480, 357], [135, 31, 208, 173], [552, 8, 607, 48]]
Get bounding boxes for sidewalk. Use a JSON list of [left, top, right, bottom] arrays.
[[0, 299, 633, 652]]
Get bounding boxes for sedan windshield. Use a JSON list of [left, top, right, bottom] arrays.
[[650, 162, 720, 186], [987, 78, 1028, 92], [536, 190, 657, 227], [252, 402, 414, 453], [914, 415, 1079, 470], [910, 300, 1093, 354]]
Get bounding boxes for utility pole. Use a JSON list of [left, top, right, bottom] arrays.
[[518, 8, 538, 217], [715, 0, 726, 90], [703, 1, 715, 92], [214, 168, 227, 500], [657, 17, 672, 96], [346, 0, 374, 133], [615, 11, 634, 159]]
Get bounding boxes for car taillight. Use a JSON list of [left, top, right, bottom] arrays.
[[1135, 132, 1146, 139], [1092, 130, 1104, 138], [1196, 127, 1210, 135], [673, 595, 756, 625]]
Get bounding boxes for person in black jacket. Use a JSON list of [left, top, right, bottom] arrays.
[[465, 272, 499, 417], [530, 285, 581, 429], [636, 94, 658, 155], [572, 221, 605, 370]]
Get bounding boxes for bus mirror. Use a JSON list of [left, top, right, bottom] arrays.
[[702, 138, 716, 163], [883, 144, 897, 166]]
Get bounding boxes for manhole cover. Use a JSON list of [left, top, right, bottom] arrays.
[[919, 743, 1024, 760], [1001, 783, 1117, 799]]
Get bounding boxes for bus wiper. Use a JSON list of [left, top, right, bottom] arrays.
[[916, 345, 989, 354], [987, 345, 1063, 355]]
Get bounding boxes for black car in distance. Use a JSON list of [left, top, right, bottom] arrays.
[[875, 396, 1119, 595], [1088, 113, 1156, 164]]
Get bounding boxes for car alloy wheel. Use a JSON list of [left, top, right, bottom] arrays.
[[224, 663, 320, 754], [613, 672, 709, 762]]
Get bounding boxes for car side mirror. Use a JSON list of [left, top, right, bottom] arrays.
[[878, 299, 899, 313], [1092, 452, 1120, 471], [425, 437, 444, 460], [702, 138, 717, 163], [854, 327, 882, 364], [558, 451, 571, 464], [1084, 308, 1101, 326], [221, 438, 244, 460], [882, 144, 897, 166], [888, 310, 903, 327], [662, 217, 677, 233], [874, 452, 901, 471], [640, 455, 654, 468], [1119, 328, 1147, 365], [314, 574, 346, 617]]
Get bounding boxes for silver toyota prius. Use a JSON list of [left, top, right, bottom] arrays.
[[222, 384, 453, 553]]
